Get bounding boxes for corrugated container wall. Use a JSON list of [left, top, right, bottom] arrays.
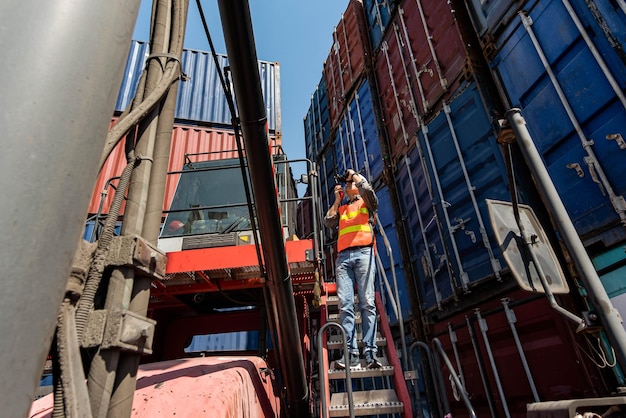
[[395, 82, 511, 312], [475, 0, 626, 249], [114, 40, 282, 132], [332, 79, 384, 182], [374, 0, 470, 162], [89, 121, 278, 215], [185, 331, 259, 353], [303, 76, 331, 163], [323, 0, 371, 130]]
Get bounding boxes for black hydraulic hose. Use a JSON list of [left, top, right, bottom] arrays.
[[108, 2, 189, 417], [75, 154, 136, 339], [90, 176, 121, 243], [52, 305, 65, 418], [432, 338, 477, 418], [98, 56, 181, 172], [218, 1, 308, 415]]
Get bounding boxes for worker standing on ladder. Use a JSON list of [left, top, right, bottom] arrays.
[[325, 168, 382, 369]]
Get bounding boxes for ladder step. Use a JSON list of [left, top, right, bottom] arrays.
[[328, 364, 395, 379], [327, 335, 386, 350], [326, 295, 358, 306], [329, 389, 404, 417]]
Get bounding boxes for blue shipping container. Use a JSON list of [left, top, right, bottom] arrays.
[[115, 40, 281, 131], [304, 76, 331, 162], [489, 0, 626, 246], [363, 0, 397, 52], [396, 82, 510, 311], [185, 331, 260, 353], [333, 79, 384, 182]]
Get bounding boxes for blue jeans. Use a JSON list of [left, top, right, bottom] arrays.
[[336, 246, 377, 356]]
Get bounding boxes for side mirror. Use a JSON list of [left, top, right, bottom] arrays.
[[299, 174, 309, 184], [486, 199, 569, 294]]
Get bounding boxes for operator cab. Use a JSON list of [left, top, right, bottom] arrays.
[[158, 158, 255, 253], [157, 153, 297, 254]]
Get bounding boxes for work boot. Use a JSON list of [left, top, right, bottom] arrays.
[[335, 353, 360, 370], [365, 351, 382, 369]]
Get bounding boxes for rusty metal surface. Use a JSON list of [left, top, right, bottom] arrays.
[[30, 356, 281, 417]]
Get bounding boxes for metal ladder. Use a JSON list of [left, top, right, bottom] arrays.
[[318, 291, 412, 417]]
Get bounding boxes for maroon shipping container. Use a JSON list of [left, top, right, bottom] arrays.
[[428, 289, 607, 418], [323, 0, 370, 130], [375, 0, 469, 159], [401, 0, 467, 112], [374, 20, 420, 158], [89, 119, 278, 215]]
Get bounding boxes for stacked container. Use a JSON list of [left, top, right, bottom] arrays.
[[470, 0, 626, 249], [323, 0, 371, 130], [303, 0, 626, 415], [115, 41, 282, 131], [92, 40, 282, 217], [303, 76, 331, 164], [91, 125, 280, 217]]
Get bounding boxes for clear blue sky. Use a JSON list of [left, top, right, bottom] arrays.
[[133, 0, 350, 191]]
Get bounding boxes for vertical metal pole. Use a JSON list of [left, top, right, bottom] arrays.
[[422, 124, 469, 291], [466, 315, 499, 417], [502, 298, 540, 402], [448, 323, 466, 388], [404, 155, 441, 309], [506, 108, 626, 371], [218, 1, 308, 414], [0, 2, 140, 417], [110, 2, 188, 416], [476, 309, 511, 417]]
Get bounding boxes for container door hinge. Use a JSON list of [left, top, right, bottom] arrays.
[[583, 156, 605, 196]]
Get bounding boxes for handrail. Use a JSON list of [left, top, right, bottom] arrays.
[[409, 341, 448, 417], [432, 337, 477, 418], [374, 214, 408, 371], [317, 322, 355, 418]]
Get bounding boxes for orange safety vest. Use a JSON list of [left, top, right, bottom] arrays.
[[337, 198, 375, 253]]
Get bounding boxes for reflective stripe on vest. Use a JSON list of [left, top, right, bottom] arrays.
[[337, 199, 374, 253]]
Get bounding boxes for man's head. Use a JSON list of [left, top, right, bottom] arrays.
[[343, 178, 359, 199]]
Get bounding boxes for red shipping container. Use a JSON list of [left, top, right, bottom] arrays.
[[375, 0, 469, 160], [323, 0, 370, 130], [401, 0, 467, 113], [374, 21, 420, 160], [89, 119, 278, 215]]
